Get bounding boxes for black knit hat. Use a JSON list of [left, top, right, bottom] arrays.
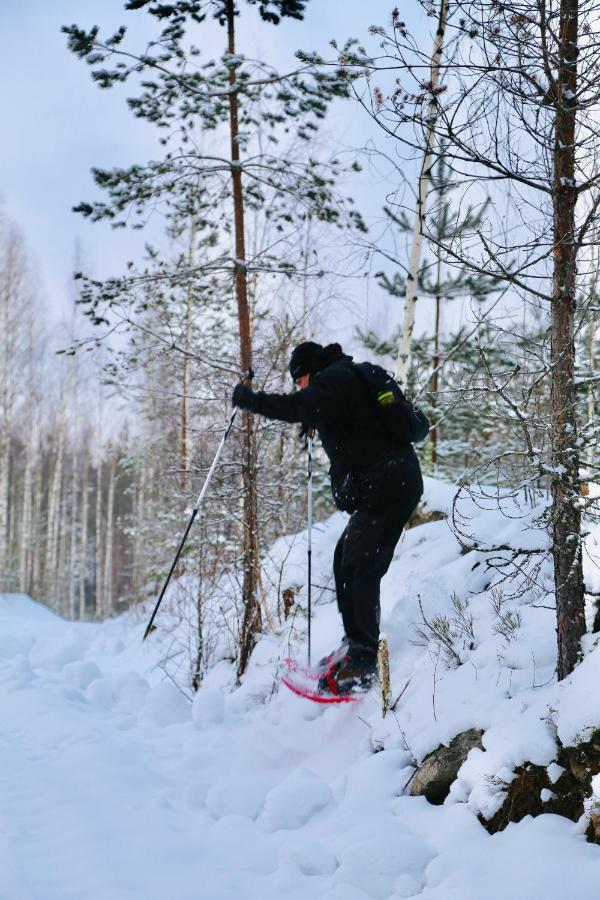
[[289, 341, 325, 381], [289, 341, 349, 381]]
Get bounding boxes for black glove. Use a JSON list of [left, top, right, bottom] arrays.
[[232, 383, 259, 412]]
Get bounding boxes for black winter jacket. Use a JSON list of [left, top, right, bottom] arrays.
[[251, 358, 423, 514]]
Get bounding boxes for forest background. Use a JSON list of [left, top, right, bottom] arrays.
[[2, 0, 598, 689]]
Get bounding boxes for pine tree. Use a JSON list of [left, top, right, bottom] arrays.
[[64, 1, 361, 674]]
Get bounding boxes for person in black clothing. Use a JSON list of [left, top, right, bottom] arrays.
[[232, 341, 424, 694]]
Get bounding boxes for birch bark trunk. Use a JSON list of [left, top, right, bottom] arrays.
[[103, 455, 116, 616], [45, 430, 64, 610], [95, 461, 103, 619], [69, 452, 78, 619], [31, 445, 43, 595], [79, 453, 89, 619], [0, 239, 13, 587], [395, 0, 449, 386], [19, 437, 34, 593]]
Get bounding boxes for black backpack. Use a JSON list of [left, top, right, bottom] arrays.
[[354, 362, 430, 445]]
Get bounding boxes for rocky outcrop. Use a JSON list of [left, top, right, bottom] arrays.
[[410, 728, 484, 805], [407, 506, 447, 529], [484, 730, 600, 843], [407, 723, 600, 844]]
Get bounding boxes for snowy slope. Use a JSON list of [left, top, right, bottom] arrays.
[[2, 478, 600, 899]]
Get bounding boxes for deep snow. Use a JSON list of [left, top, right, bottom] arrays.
[[2, 477, 600, 899]]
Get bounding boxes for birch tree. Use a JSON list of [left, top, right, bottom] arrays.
[[328, 0, 600, 677], [393, 0, 450, 385]]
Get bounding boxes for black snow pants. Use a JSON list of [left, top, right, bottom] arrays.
[[332, 458, 422, 658]]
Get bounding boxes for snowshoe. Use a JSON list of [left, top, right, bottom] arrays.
[[281, 650, 376, 704], [283, 638, 349, 682], [317, 654, 376, 698], [281, 670, 362, 704]]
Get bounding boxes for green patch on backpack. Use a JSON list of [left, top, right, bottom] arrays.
[[377, 390, 395, 407]]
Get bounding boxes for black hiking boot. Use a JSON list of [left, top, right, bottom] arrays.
[[318, 649, 377, 697]]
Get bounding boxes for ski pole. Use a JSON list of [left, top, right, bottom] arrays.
[[143, 369, 253, 641], [307, 431, 313, 666]]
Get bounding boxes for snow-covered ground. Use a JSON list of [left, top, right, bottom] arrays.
[[3, 477, 600, 899]]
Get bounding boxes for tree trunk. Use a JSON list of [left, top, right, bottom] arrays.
[[180, 219, 196, 493], [45, 430, 64, 610], [552, 0, 585, 680], [133, 463, 146, 599], [95, 461, 103, 618], [0, 423, 10, 589], [225, 0, 262, 677], [0, 279, 10, 589], [586, 316, 596, 470], [79, 453, 89, 619], [31, 444, 43, 595], [431, 256, 442, 469], [103, 455, 116, 616], [68, 451, 78, 618], [395, 0, 449, 386], [19, 435, 34, 593]]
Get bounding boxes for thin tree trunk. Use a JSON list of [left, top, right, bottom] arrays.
[[552, 0, 585, 680], [79, 453, 89, 619], [586, 316, 595, 471], [45, 431, 64, 609], [9, 473, 19, 589], [0, 307, 10, 589], [181, 219, 196, 493], [103, 455, 116, 616], [133, 464, 146, 599], [19, 436, 34, 593], [31, 444, 43, 595], [395, 0, 449, 385], [431, 256, 442, 468], [95, 460, 103, 618], [225, 0, 262, 677], [69, 451, 78, 618], [56, 458, 69, 617]]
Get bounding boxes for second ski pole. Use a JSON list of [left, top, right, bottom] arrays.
[[307, 430, 313, 666], [143, 369, 253, 641]]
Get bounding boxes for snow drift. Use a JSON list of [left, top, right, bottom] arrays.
[[2, 477, 600, 899]]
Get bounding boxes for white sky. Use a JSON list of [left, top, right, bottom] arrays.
[[3, 1, 432, 345]]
